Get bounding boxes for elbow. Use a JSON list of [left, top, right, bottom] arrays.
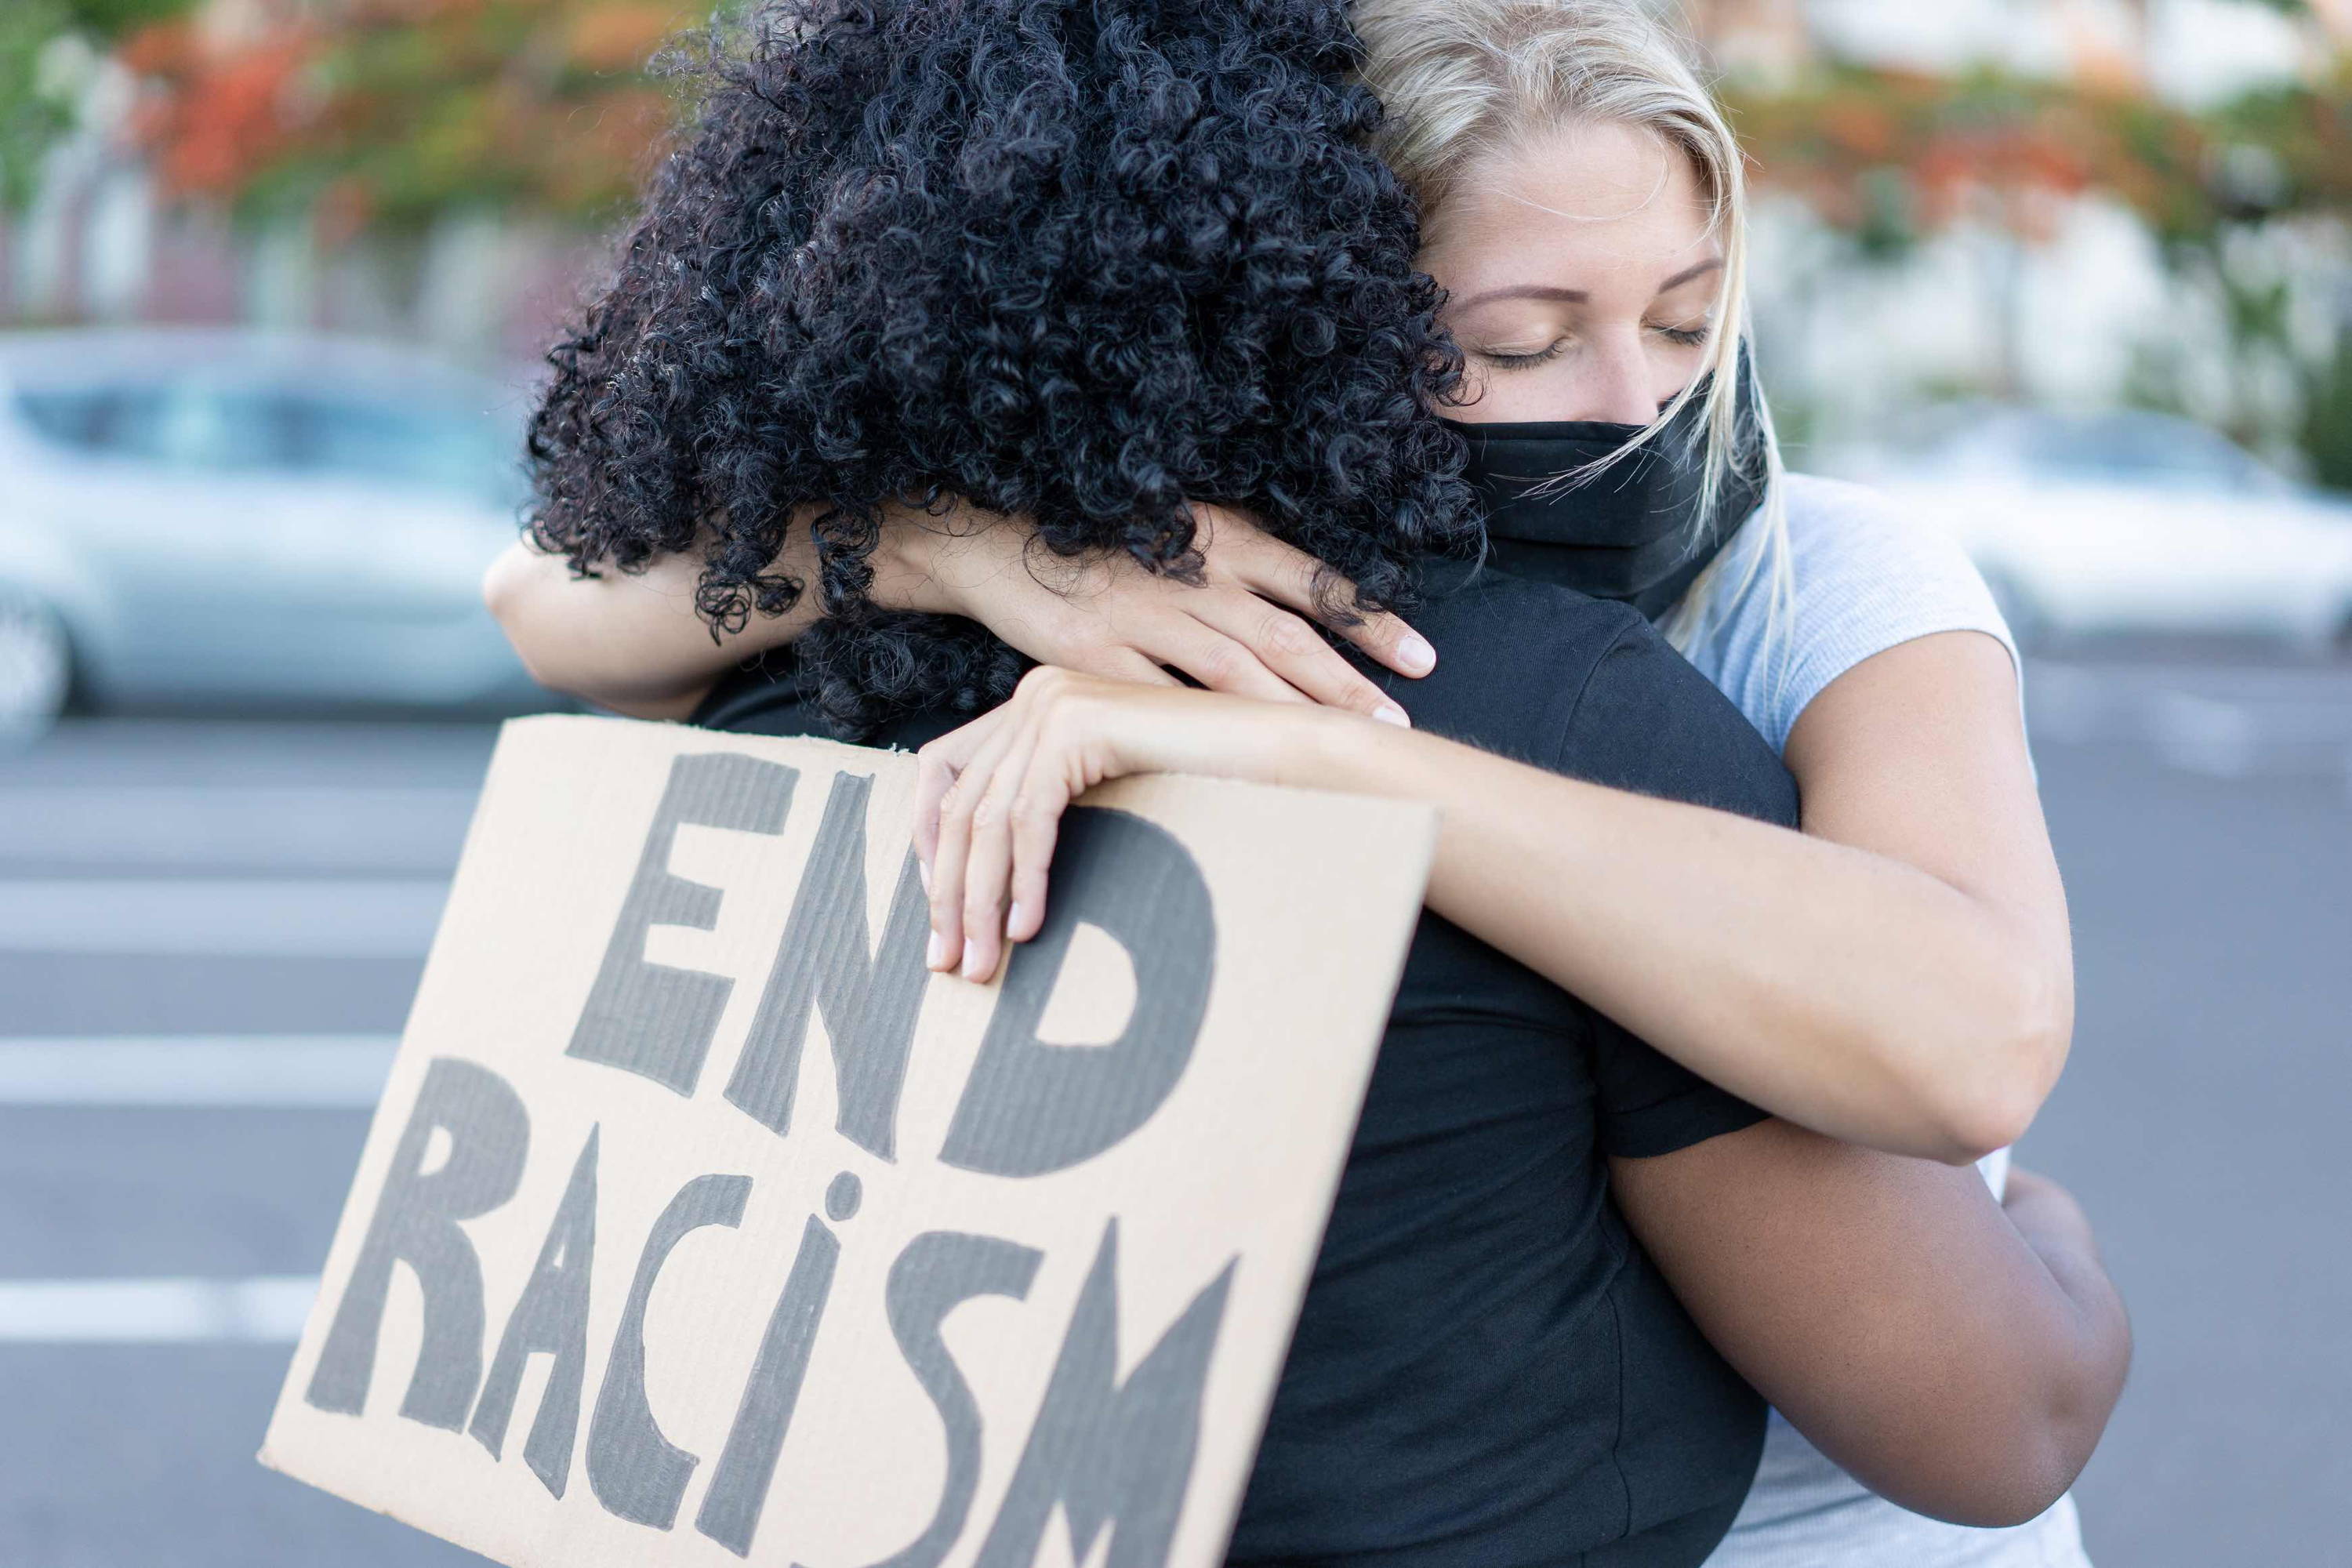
[[481, 546, 568, 695], [482, 546, 532, 647], [1918, 1403, 2113, 1528], [1916, 1461, 2078, 1532], [1864, 1396, 2114, 1530], [1920, 960, 2073, 1166], [1884, 1322, 2129, 1528]]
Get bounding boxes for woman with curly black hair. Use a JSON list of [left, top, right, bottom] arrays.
[[488, 0, 2129, 1564], [520, 0, 1480, 739]]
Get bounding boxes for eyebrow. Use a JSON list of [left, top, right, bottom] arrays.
[[1656, 258, 1726, 294], [1449, 258, 1726, 315], [1449, 284, 1588, 312]]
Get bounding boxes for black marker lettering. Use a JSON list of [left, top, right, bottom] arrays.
[[568, 753, 797, 1095], [942, 810, 1215, 1177], [305, 1057, 528, 1428], [972, 1220, 1235, 1568], [588, 1172, 752, 1529], [469, 1126, 600, 1497], [727, 772, 931, 1156]]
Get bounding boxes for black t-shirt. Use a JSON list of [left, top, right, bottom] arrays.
[[693, 558, 1798, 1568]]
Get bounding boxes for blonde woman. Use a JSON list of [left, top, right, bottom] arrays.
[[490, 2, 2106, 1563]]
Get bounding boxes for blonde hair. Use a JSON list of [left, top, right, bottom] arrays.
[[1352, 0, 1788, 656]]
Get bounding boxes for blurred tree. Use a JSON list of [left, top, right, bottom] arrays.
[[1, 0, 191, 208], [1727, 31, 2352, 478], [120, 0, 687, 230]]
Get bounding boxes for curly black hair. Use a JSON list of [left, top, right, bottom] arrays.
[[525, 0, 1479, 738]]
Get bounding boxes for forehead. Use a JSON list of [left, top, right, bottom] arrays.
[[1424, 119, 1715, 286]]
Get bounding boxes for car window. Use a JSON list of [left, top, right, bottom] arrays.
[[16, 376, 524, 505], [272, 393, 523, 505], [13, 385, 171, 456], [156, 386, 291, 470], [2009, 413, 2284, 492]]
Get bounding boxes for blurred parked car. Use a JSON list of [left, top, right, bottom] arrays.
[[1840, 407, 2352, 652], [0, 328, 543, 741]]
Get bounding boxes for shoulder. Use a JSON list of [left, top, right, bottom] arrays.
[[1405, 566, 1797, 829], [1693, 474, 2018, 754], [1564, 608, 1799, 828], [1776, 474, 1994, 603], [1400, 565, 1651, 754]]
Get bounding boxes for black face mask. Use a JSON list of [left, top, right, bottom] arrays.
[[1443, 356, 1767, 619]]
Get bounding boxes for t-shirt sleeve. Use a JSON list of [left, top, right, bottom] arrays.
[[1694, 475, 2023, 755], [1556, 607, 1802, 1158]]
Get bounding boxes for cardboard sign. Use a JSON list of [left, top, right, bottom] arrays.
[[261, 713, 1434, 1568]]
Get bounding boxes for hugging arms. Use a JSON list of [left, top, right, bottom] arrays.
[[488, 0, 2126, 1555]]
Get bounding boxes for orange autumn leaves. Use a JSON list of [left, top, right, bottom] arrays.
[[121, 0, 688, 227], [1726, 60, 2352, 254]]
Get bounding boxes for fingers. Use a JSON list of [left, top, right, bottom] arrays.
[[1002, 768, 1068, 948], [1132, 613, 1315, 708], [1182, 591, 1410, 725], [912, 709, 1002, 873], [1225, 526, 1436, 681], [923, 713, 1023, 976], [954, 723, 1044, 984], [919, 672, 1092, 985], [1062, 641, 1185, 690]]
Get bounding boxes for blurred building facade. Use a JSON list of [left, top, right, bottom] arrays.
[[0, 0, 608, 374], [5, 0, 2351, 470]]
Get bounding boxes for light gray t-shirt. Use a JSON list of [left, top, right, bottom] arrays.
[[1679, 474, 2089, 1568]]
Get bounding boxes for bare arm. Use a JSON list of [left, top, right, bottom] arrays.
[[482, 528, 821, 721], [1397, 630, 2067, 1163], [482, 503, 1439, 723], [1610, 1131, 2128, 1526], [496, 495, 2070, 1162], [915, 639, 2067, 1163]]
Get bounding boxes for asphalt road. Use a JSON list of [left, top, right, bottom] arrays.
[[0, 657, 2347, 1567]]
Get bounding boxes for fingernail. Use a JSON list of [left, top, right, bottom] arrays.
[[918, 859, 931, 895], [1009, 901, 1031, 938], [960, 938, 984, 980], [1396, 634, 1436, 675], [927, 930, 949, 970], [1373, 702, 1410, 728]]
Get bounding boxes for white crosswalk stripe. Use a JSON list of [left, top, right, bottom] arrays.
[[0, 786, 477, 873], [0, 1276, 316, 1343], [0, 879, 449, 956], [0, 1036, 397, 1106]]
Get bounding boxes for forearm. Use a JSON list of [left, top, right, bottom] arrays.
[[1291, 717, 2062, 1161], [485, 524, 830, 719], [1612, 1128, 2130, 1527]]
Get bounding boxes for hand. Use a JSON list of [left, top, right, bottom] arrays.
[[876, 499, 1433, 723], [1999, 1166, 2101, 1256], [913, 666, 1358, 982]]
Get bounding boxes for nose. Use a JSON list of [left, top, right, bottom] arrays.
[[1562, 332, 1666, 426]]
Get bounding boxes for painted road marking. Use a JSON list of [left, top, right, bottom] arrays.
[[0, 786, 476, 873], [0, 1036, 396, 1107], [0, 880, 447, 957], [0, 1276, 315, 1343]]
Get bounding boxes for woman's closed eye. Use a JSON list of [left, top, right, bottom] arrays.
[[1475, 338, 1570, 370], [1650, 319, 1711, 348]]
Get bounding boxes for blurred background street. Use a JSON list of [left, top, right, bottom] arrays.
[[4, 0, 2352, 1562], [1, 666, 2347, 1567]]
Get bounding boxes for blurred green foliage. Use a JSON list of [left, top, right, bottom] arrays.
[[1, 0, 190, 206], [123, 0, 693, 230], [2299, 327, 2352, 492], [2, 0, 188, 205]]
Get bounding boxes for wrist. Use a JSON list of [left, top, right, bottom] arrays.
[[1275, 704, 1404, 793], [868, 501, 967, 617]]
